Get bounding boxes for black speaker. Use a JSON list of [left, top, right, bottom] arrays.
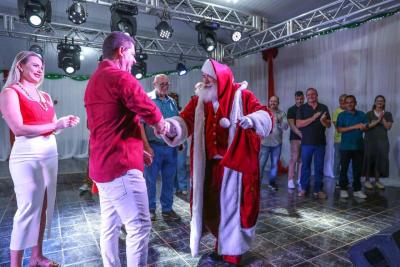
[[348, 224, 400, 267]]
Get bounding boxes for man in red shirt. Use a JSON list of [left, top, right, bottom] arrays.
[[84, 32, 167, 267]]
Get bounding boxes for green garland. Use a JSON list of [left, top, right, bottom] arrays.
[[43, 65, 201, 81], [278, 8, 400, 48]]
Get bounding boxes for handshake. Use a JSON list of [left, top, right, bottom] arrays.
[[153, 118, 176, 138]]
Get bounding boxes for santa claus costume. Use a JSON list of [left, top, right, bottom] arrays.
[[163, 59, 273, 265]]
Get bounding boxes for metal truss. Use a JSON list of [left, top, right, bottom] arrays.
[[0, 13, 209, 61], [84, 0, 263, 31], [222, 0, 400, 60]]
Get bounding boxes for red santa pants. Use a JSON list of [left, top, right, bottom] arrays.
[[203, 159, 241, 265]]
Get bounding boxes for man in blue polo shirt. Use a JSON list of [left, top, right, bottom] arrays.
[[337, 95, 368, 199], [143, 74, 179, 221]]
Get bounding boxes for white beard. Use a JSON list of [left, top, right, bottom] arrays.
[[196, 84, 218, 103]]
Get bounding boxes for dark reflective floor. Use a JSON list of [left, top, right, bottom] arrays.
[[1, 168, 400, 266]]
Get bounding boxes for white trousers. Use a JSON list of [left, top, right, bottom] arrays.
[[9, 135, 58, 250], [96, 169, 151, 267]]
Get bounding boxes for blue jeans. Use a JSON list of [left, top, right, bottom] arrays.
[[334, 143, 353, 182], [259, 144, 282, 184], [175, 142, 188, 191], [144, 143, 177, 212], [300, 145, 325, 193]]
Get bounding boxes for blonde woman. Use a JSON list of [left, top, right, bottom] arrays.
[[0, 51, 80, 267]]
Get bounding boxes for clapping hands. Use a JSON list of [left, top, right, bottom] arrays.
[[56, 115, 80, 130]]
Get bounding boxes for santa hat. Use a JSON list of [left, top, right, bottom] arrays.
[[201, 59, 217, 79]]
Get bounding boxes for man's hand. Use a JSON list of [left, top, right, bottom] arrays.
[[319, 112, 327, 123], [143, 150, 153, 166], [154, 118, 170, 136], [313, 111, 322, 121], [239, 116, 254, 129]]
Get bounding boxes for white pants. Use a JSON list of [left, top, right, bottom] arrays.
[[96, 169, 151, 267], [9, 135, 58, 250]]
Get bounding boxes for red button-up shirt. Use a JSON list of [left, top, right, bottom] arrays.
[[84, 60, 162, 182]]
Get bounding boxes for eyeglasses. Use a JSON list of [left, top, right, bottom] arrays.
[[158, 82, 169, 87]]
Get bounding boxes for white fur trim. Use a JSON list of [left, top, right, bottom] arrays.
[[190, 97, 206, 256], [162, 116, 188, 147], [201, 59, 216, 79], [218, 168, 256, 255], [246, 110, 273, 137], [219, 117, 231, 128]]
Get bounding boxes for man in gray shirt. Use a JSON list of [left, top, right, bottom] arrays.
[[259, 96, 288, 190]]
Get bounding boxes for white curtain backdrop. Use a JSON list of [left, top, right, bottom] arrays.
[[232, 14, 400, 179], [1, 14, 399, 180]]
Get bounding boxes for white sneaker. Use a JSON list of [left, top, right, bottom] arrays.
[[79, 183, 90, 191], [340, 190, 349, 199], [375, 181, 385, 190], [288, 179, 295, 189], [364, 181, 373, 189], [353, 191, 367, 199]]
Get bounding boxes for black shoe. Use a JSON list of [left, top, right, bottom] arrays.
[[162, 210, 180, 221], [150, 210, 157, 221], [268, 182, 278, 191], [223, 263, 240, 267], [119, 225, 127, 240], [204, 252, 223, 263]]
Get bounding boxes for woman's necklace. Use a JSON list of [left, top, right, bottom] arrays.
[[17, 82, 48, 111]]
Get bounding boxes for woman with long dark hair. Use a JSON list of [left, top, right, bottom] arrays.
[[363, 95, 393, 190], [0, 51, 79, 267]]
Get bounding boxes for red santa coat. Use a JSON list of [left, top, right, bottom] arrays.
[[163, 60, 273, 256]]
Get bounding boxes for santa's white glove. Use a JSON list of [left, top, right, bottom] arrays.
[[239, 116, 254, 129]]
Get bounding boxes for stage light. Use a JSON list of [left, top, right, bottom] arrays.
[[176, 54, 187, 76], [110, 2, 138, 37], [57, 37, 81, 74], [29, 44, 43, 56], [67, 1, 87, 25], [132, 51, 147, 80], [132, 61, 146, 79], [176, 62, 187, 76], [155, 20, 173, 39], [232, 30, 241, 42], [18, 0, 52, 28], [196, 21, 219, 52]]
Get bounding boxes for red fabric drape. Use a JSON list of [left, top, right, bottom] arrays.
[[262, 48, 278, 100], [261, 49, 287, 173]]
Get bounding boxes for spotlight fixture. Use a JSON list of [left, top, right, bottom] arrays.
[[29, 44, 43, 56], [18, 0, 52, 28], [110, 2, 138, 37], [132, 61, 146, 79], [67, 1, 87, 25], [155, 20, 173, 39], [232, 30, 242, 42], [195, 20, 220, 52], [176, 62, 187, 76], [57, 37, 81, 74], [176, 54, 187, 76], [132, 50, 147, 79]]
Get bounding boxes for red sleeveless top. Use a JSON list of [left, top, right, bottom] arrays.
[[11, 87, 55, 136]]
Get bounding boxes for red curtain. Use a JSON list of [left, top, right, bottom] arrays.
[[261, 49, 287, 173], [262, 48, 278, 100]]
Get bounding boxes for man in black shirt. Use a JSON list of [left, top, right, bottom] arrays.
[[296, 88, 331, 199], [287, 91, 304, 189]]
